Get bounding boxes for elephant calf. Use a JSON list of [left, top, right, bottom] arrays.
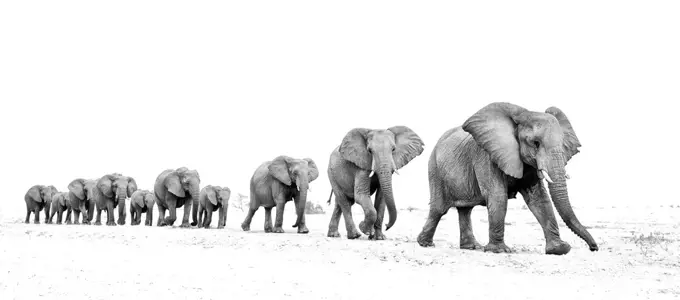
[[24, 185, 58, 224], [49, 192, 73, 225], [130, 190, 155, 226], [241, 156, 319, 234], [191, 185, 231, 229]]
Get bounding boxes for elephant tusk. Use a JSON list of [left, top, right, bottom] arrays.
[[541, 170, 554, 184], [565, 173, 571, 180], [393, 169, 400, 175], [296, 186, 300, 192], [307, 186, 311, 192]]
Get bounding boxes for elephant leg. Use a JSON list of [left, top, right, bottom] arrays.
[[44, 206, 50, 224], [520, 185, 571, 255], [73, 210, 80, 225], [33, 207, 40, 224], [197, 205, 204, 228], [25, 206, 31, 224], [95, 207, 103, 226], [106, 202, 117, 226], [355, 194, 376, 237], [157, 205, 166, 226], [273, 203, 285, 233], [457, 207, 483, 250], [217, 205, 227, 229], [179, 199, 192, 228], [371, 188, 386, 240], [65, 207, 72, 225], [484, 193, 512, 253], [164, 199, 177, 226], [54, 207, 60, 225], [295, 211, 308, 234], [327, 202, 343, 238], [264, 207, 273, 233], [241, 207, 257, 231], [49, 206, 56, 224], [145, 209, 153, 226], [86, 201, 95, 225], [417, 205, 449, 247], [203, 207, 213, 229], [336, 195, 361, 239]]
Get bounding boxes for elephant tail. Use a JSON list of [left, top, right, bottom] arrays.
[[326, 190, 333, 205]]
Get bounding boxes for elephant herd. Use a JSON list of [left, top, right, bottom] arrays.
[[22, 102, 600, 256]]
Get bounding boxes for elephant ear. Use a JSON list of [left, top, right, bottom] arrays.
[[388, 126, 425, 169], [304, 158, 319, 182], [97, 175, 115, 198], [58, 193, 67, 206], [545, 106, 582, 162], [132, 192, 145, 208], [28, 186, 43, 203], [205, 187, 218, 206], [127, 177, 138, 198], [164, 172, 186, 198], [462, 102, 528, 179], [338, 128, 372, 170], [268, 156, 293, 186], [68, 179, 85, 200]]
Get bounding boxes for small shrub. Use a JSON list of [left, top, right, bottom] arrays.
[[305, 202, 325, 214], [628, 231, 671, 257]]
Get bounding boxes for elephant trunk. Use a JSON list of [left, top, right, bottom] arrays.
[[374, 153, 397, 230], [292, 181, 308, 228], [545, 150, 599, 251]]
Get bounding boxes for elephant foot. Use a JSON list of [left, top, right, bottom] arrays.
[[33, 220, 40, 224], [297, 225, 309, 234], [94, 221, 102, 226], [117, 220, 125, 226], [347, 229, 362, 240], [217, 225, 224, 229], [369, 230, 386, 240], [273, 227, 285, 233], [145, 223, 152, 227], [327, 229, 341, 238], [106, 222, 116, 226], [179, 222, 191, 228], [56, 222, 62, 225], [65, 221, 72, 225], [460, 238, 483, 250], [358, 221, 374, 236], [190, 221, 197, 226], [545, 240, 571, 255], [264, 225, 273, 233], [483, 242, 513, 253], [241, 223, 250, 232]]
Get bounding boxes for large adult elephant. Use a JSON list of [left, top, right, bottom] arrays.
[[49, 192, 72, 224], [192, 185, 231, 229], [92, 173, 137, 226], [67, 178, 97, 225], [154, 167, 201, 228], [326, 126, 424, 240], [130, 189, 155, 226], [417, 102, 599, 255], [241, 156, 319, 234], [24, 185, 58, 224]]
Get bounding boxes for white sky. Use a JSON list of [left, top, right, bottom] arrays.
[[1, 1, 679, 218]]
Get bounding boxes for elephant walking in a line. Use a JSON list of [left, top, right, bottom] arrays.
[[49, 192, 73, 224], [92, 173, 137, 226], [416, 102, 599, 255], [154, 167, 201, 228], [326, 126, 424, 240], [192, 185, 231, 229], [67, 179, 97, 225], [130, 189, 155, 226], [24, 185, 58, 224]]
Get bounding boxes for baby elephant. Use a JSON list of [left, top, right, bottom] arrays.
[[129, 190, 155, 226], [49, 192, 72, 224], [191, 185, 231, 229]]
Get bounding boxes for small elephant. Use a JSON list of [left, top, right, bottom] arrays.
[[130, 189, 155, 226], [241, 156, 319, 234], [24, 185, 58, 224], [416, 102, 599, 255], [49, 192, 73, 225], [92, 173, 138, 226], [154, 167, 201, 228], [67, 178, 97, 225], [326, 126, 424, 240], [191, 185, 231, 229]]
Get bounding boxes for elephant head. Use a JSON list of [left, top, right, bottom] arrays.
[[268, 156, 319, 228], [164, 167, 201, 202], [204, 185, 231, 207], [462, 102, 598, 250], [68, 179, 96, 203], [97, 173, 138, 203], [339, 126, 424, 230], [28, 185, 58, 205]]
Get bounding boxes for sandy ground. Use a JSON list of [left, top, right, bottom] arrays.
[[0, 202, 678, 300]]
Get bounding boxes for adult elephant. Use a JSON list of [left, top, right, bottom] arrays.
[[241, 156, 319, 234], [416, 102, 599, 255], [130, 189, 155, 226], [92, 173, 137, 226], [67, 178, 97, 225], [24, 185, 58, 224], [326, 126, 424, 240], [191, 185, 231, 229], [154, 167, 201, 228], [49, 192, 72, 224]]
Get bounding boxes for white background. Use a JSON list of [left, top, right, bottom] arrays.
[[1, 1, 679, 218]]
